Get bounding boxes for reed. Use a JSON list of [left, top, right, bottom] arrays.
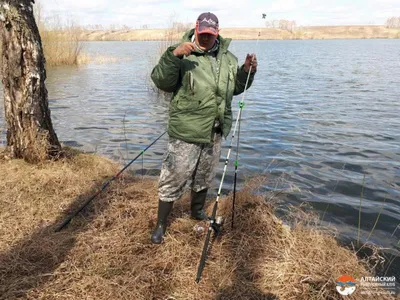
[[41, 29, 82, 67], [357, 174, 366, 247], [77, 53, 126, 65], [365, 191, 389, 243], [392, 223, 400, 237], [37, 13, 83, 67], [32, 1, 83, 67]]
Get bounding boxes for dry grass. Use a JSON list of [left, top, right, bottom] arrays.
[[79, 28, 182, 41], [0, 151, 396, 299], [77, 53, 130, 65], [77, 26, 400, 41], [0, 43, 2, 72], [40, 29, 83, 67], [298, 25, 400, 40]]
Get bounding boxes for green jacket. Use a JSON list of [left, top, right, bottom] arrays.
[[151, 29, 255, 143]]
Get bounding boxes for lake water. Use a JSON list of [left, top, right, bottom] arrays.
[[0, 39, 399, 278]]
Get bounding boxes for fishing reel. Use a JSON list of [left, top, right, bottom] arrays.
[[210, 216, 224, 236]]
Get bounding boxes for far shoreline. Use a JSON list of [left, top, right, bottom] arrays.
[[76, 25, 400, 41]]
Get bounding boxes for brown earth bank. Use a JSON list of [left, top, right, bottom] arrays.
[[0, 149, 397, 299], [77, 26, 400, 41]]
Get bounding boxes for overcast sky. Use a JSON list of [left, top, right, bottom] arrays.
[[38, 0, 400, 29]]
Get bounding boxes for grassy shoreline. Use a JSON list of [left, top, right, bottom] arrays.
[[77, 25, 400, 41], [0, 151, 397, 299]]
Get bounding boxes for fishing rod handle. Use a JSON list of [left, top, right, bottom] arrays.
[[195, 226, 213, 283]]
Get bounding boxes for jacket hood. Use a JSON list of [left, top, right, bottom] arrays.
[[181, 28, 232, 54]]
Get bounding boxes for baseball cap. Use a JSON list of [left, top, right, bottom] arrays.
[[196, 12, 219, 36]]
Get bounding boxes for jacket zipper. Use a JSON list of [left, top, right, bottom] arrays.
[[188, 71, 194, 95]]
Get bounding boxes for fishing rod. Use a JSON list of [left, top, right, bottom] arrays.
[[195, 13, 265, 283], [55, 130, 167, 232], [231, 13, 265, 229]]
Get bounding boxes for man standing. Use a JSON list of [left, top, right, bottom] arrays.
[[150, 12, 257, 244]]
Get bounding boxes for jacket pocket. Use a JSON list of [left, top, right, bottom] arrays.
[[176, 96, 198, 111]]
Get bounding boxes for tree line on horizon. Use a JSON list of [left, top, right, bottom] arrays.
[[265, 17, 400, 33], [265, 19, 297, 32], [385, 17, 400, 28]]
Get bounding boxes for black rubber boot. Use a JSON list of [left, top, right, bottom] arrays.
[[190, 189, 209, 220], [151, 200, 173, 244]]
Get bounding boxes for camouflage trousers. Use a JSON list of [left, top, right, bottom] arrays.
[[158, 133, 222, 202]]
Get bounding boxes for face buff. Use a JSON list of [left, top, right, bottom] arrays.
[[191, 34, 220, 54]]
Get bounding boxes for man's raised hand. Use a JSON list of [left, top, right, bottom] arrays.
[[173, 42, 196, 57]]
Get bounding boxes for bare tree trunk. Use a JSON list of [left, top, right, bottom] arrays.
[[0, 0, 61, 163]]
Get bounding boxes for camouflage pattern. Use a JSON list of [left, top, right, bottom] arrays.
[[158, 132, 222, 202]]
